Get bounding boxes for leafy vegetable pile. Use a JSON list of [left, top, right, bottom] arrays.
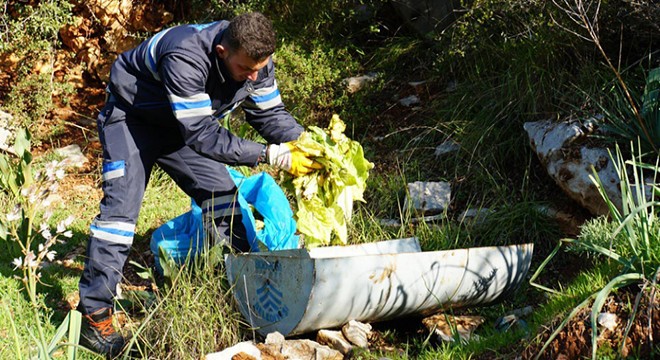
[[283, 114, 374, 247]]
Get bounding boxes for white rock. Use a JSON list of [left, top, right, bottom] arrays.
[[524, 117, 621, 216], [405, 181, 451, 214], [598, 312, 618, 332], [205, 341, 261, 360], [399, 95, 420, 107], [458, 208, 492, 224], [343, 73, 378, 93], [281, 339, 342, 360], [434, 140, 460, 157], [265, 331, 285, 345], [317, 329, 353, 354], [341, 320, 372, 348], [55, 144, 88, 168]]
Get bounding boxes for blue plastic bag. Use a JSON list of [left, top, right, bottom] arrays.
[[149, 199, 204, 272], [151, 168, 298, 269], [227, 168, 299, 251]]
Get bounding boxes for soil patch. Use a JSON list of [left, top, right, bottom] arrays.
[[522, 285, 660, 359]]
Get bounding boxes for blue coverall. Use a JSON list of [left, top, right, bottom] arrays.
[[78, 21, 303, 314]]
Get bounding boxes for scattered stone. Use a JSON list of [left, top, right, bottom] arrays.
[[314, 346, 344, 360], [422, 313, 485, 344], [255, 343, 287, 360], [408, 80, 426, 87], [399, 95, 420, 107], [264, 331, 285, 345], [597, 312, 618, 332], [458, 208, 492, 224], [434, 140, 460, 157], [378, 218, 401, 227], [341, 320, 372, 348], [405, 181, 451, 214], [408, 80, 427, 91], [55, 144, 88, 168], [317, 329, 353, 354], [205, 341, 261, 360], [280, 339, 342, 360], [343, 73, 378, 93], [379, 213, 446, 227], [535, 205, 585, 236], [494, 306, 533, 333]]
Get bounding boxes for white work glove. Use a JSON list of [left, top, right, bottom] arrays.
[[268, 141, 321, 177]]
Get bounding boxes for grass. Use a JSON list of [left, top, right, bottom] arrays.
[[128, 247, 243, 359]]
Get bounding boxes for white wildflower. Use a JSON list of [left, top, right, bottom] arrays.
[[55, 168, 65, 179], [41, 195, 53, 208], [57, 220, 66, 233], [28, 187, 39, 204], [7, 205, 21, 221], [12, 257, 22, 270], [64, 215, 75, 227], [40, 223, 52, 240], [62, 230, 73, 238], [25, 251, 38, 268], [45, 250, 56, 262]]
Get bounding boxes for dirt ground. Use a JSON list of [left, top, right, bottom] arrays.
[[2, 1, 659, 359], [522, 286, 660, 359]]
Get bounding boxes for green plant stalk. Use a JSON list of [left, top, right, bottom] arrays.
[[589, 273, 645, 360], [10, 212, 50, 359], [533, 295, 595, 360], [5, 301, 24, 360], [529, 238, 571, 294], [618, 280, 647, 357]]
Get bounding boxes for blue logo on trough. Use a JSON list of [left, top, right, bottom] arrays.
[[254, 281, 289, 322]]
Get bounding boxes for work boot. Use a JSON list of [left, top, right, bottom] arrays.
[[79, 308, 125, 358]]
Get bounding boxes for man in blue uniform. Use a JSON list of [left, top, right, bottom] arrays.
[[77, 12, 318, 357]]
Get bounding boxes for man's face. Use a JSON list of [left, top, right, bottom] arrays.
[[216, 45, 269, 82]]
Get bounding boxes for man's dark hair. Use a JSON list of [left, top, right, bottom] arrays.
[[225, 12, 276, 61]]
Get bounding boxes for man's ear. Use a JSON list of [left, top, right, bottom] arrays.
[[215, 44, 228, 59]]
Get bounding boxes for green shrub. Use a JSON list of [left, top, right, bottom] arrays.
[[0, 1, 75, 135], [275, 41, 359, 125]]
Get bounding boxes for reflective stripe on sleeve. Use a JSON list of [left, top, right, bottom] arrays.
[[246, 80, 282, 110], [168, 93, 213, 119], [90, 220, 135, 244], [144, 28, 173, 81]]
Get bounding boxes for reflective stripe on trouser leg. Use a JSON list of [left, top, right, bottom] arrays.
[[201, 194, 250, 252], [78, 219, 135, 314]]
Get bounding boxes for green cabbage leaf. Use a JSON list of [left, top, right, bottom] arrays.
[[283, 114, 374, 247]]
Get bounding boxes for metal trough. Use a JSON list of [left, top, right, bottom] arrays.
[[225, 238, 533, 337]]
